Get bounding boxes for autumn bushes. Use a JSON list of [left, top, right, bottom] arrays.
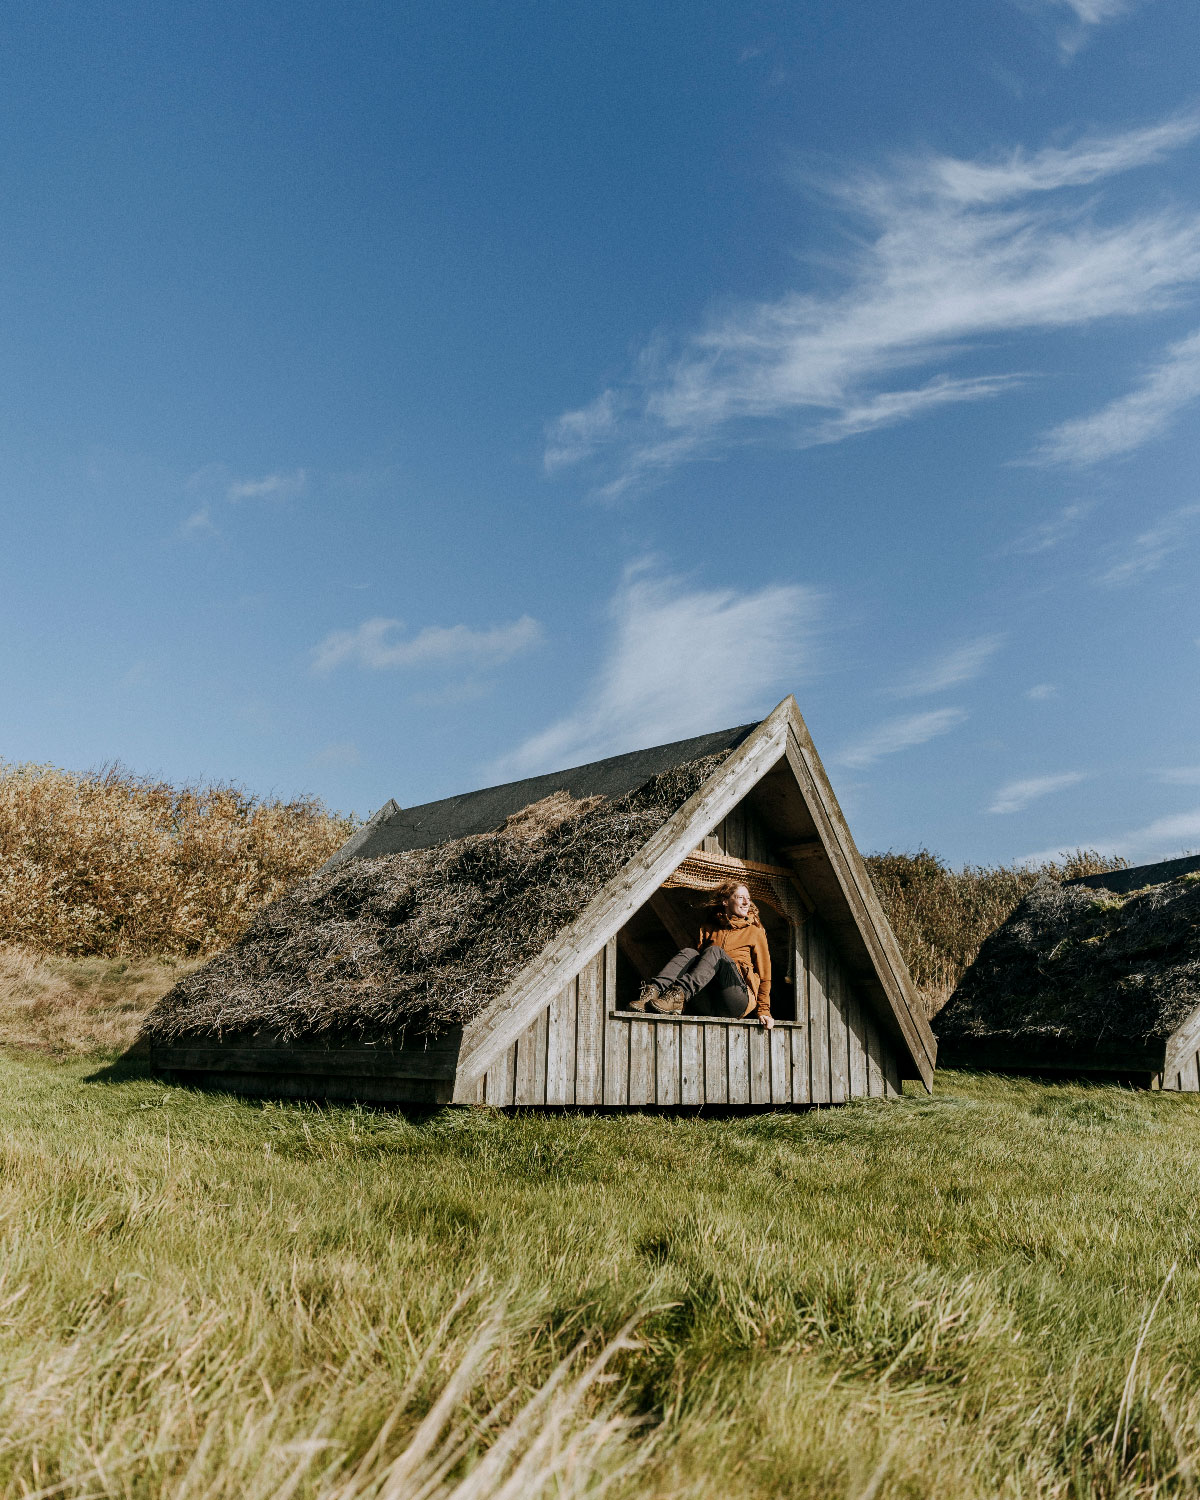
[[0, 762, 353, 957]]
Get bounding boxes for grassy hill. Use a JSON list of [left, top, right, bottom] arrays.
[[4, 1054, 1200, 1498]]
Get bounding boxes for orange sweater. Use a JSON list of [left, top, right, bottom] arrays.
[[697, 917, 772, 1018]]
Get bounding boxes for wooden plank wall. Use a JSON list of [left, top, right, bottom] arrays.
[[1163, 1050, 1200, 1092], [470, 898, 903, 1107], [1161, 1008, 1200, 1092], [707, 798, 900, 1100]]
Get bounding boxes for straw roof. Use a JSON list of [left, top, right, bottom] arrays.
[[935, 871, 1200, 1050], [142, 752, 728, 1047]]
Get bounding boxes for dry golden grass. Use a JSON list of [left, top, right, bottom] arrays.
[[0, 944, 200, 1057], [0, 761, 354, 958], [865, 847, 1129, 1015]]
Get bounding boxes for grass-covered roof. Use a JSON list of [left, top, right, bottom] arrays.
[[143, 753, 727, 1047], [935, 871, 1200, 1049]]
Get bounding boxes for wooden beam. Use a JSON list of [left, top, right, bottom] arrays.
[[454, 701, 793, 1083], [150, 1030, 461, 1082], [781, 716, 936, 1089], [781, 838, 823, 858]]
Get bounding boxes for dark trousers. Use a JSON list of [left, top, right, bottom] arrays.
[[654, 946, 752, 1019]]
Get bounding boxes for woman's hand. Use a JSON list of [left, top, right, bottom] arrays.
[[759, 1013, 774, 1031]]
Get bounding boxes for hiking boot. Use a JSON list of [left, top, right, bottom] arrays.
[[629, 981, 662, 1013], [647, 984, 686, 1014]]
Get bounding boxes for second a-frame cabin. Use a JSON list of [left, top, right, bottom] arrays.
[[146, 698, 936, 1106]]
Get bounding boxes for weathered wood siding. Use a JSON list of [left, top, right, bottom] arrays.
[[154, 1030, 463, 1106], [468, 788, 906, 1106], [1158, 1005, 1200, 1092]]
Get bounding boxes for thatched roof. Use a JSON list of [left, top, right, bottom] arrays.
[[935, 866, 1200, 1051], [142, 751, 729, 1047]]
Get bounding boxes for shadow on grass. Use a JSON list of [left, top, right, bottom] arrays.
[[84, 1052, 156, 1085]]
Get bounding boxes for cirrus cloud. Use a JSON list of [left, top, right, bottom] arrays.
[[889, 634, 1005, 698], [493, 564, 820, 777], [836, 708, 968, 770], [312, 615, 542, 675], [545, 113, 1200, 496], [228, 468, 308, 502], [1034, 328, 1200, 466], [988, 771, 1086, 815]]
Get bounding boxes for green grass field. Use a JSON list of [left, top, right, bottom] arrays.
[[5, 1050, 1200, 1499]]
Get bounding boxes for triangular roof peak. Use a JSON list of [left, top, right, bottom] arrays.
[[450, 698, 936, 1090]]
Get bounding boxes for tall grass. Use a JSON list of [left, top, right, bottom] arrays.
[[865, 847, 1128, 1013], [0, 945, 199, 1056], [0, 761, 354, 957], [5, 1058, 1200, 1497]]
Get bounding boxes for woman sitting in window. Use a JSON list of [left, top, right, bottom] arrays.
[[631, 880, 773, 1030]]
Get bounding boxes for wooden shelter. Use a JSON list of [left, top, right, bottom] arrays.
[[936, 855, 1200, 1088], [149, 697, 935, 1106]]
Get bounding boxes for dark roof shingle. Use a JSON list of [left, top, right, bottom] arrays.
[[347, 723, 757, 860]]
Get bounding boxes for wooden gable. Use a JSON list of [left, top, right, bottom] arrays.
[[450, 698, 935, 1101]]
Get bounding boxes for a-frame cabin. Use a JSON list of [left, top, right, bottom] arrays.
[[148, 698, 936, 1106]]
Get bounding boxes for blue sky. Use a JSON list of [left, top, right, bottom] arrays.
[[2, 0, 1199, 867]]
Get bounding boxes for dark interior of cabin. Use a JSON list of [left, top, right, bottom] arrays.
[[614, 885, 797, 1021]]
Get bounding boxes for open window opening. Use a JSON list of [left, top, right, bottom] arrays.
[[614, 879, 798, 1022]]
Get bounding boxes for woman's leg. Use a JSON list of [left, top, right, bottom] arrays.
[[684, 952, 753, 1018], [629, 947, 704, 1011], [655, 944, 725, 1001], [651, 948, 701, 989]]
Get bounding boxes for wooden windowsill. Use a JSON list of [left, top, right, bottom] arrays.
[[611, 1009, 802, 1028]]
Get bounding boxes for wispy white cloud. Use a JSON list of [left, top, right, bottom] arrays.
[[1096, 503, 1200, 586], [1027, 682, 1057, 700], [1119, 809, 1200, 859], [312, 615, 542, 675], [988, 771, 1085, 814], [1157, 766, 1200, 786], [178, 463, 307, 538], [1035, 328, 1200, 465], [1008, 501, 1092, 554], [544, 391, 623, 473], [837, 708, 967, 770], [228, 468, 308, 502], [179, 506, 217, 539], [1014, 0, 1146, 58], [800, 377, 1023, 448], [546, 114, 1200, 494], [890, 634, 1004, 698], [493, 565, 819, 777], [1033, 0, 1137, 25], [927, 113, 1188, 202]]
